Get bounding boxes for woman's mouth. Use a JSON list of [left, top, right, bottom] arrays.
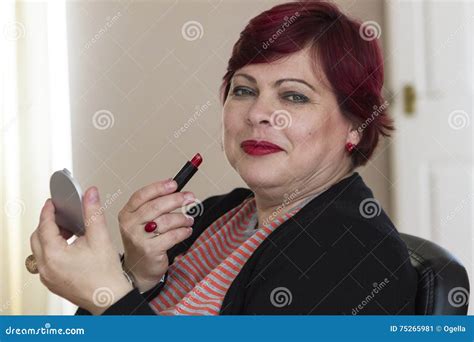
[[240, 140, 284, 156]]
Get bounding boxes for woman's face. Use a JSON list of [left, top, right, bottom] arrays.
[[222, 47, 359, 196]]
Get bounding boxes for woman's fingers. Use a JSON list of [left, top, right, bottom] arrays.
[[132, 191, 195, 223], [124, 179, 177, 213], [37, 199, 67, 249], [152, 227, 193, 252], [30, 230, 43, 263], [148, 213, 194, 234], [82, 187, 110, 245]]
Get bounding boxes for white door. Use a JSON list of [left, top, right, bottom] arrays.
[[385, 0, 473, 313]]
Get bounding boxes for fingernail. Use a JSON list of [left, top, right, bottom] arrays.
[[187, 227, 193, 235], [184, 192, 195, 201], [88, 187, 99, 203], [187, 216, 194, 224], [166, 180, 177, 190]]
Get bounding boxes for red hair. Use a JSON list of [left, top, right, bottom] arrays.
[[220, 0, 394, 168]]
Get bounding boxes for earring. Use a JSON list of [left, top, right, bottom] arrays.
[[345, 142, 355, 153]]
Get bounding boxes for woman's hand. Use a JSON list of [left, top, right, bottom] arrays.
[[30, 187, 133, 315], [118, 178, 195, 293]]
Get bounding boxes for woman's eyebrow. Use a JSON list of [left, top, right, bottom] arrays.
[[233, 73, 257, 83], [232, 73, 316, 92], [275, 78, 316, 92]]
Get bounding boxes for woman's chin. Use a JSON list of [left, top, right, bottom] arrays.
[[236, 168, 284, 190]]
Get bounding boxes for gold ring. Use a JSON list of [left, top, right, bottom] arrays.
[[25, 254, 38, 274]]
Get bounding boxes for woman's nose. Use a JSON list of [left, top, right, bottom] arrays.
[[245, 96, 274, 127]]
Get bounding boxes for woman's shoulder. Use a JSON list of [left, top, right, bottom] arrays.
[[287, 172, 410, 262]]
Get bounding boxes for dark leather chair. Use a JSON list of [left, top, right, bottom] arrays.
[[400, 233, 470, 315]]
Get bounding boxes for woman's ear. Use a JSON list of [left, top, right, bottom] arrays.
[[346, 126, 361, 146]]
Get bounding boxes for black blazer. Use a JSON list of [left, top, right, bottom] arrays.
[[76, 172, 418, 315]]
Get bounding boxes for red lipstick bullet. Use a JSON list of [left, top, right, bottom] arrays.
[[174, 153, 203, 192]]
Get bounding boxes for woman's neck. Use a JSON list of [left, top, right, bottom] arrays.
[[254, 167, 354, 228]]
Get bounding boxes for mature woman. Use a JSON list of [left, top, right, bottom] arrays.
[[30, 0, 418, 315]]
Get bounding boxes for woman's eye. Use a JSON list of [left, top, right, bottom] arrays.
[[231, 87, 255, 97], [284, 93, 309, 103]]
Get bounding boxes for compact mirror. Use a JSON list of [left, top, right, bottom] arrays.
[[49, 168, 85, 236]]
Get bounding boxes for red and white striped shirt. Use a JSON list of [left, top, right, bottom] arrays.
[[149, 195, 309, 315]]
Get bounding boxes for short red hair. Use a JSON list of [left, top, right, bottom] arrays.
[[220, 0, 394, 168]]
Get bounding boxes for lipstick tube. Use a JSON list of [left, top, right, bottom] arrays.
[[173, 153, 203, 192]]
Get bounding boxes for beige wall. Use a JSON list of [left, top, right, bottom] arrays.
[[66, 0, 392, 252]]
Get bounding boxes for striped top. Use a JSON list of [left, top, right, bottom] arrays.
[[149, 194, 318, 315]]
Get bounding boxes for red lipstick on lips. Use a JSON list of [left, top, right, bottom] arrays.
[[240, 140, 284, 156]]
